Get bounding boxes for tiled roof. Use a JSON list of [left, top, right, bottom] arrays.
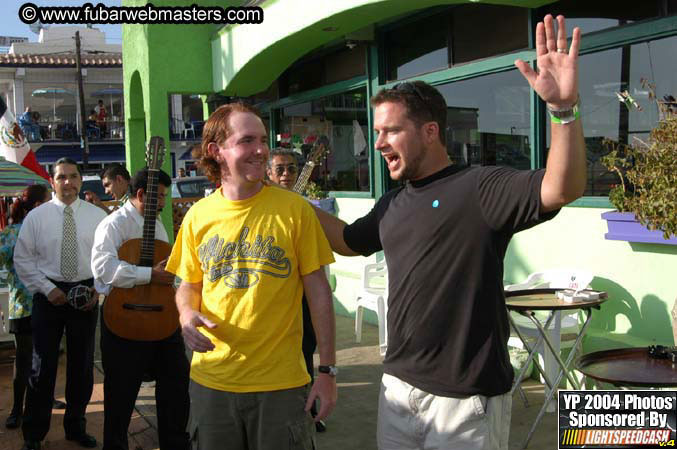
[[0, 53, 122, 67]]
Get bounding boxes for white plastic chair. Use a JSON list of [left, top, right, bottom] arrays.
[[182, 120, 195, 140], [354, 260, 388, 356], [506, 269, 593, 410]]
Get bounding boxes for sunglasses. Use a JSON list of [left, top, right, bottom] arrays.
[[393, 82, 427, 103], [392, 82, 435, 118], [274, 164, 297, 176]]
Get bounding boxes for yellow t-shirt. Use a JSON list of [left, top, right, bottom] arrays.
[[166, 185, 335, 393]]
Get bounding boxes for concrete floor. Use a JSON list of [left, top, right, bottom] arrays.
[[0, 315, 557, 450]]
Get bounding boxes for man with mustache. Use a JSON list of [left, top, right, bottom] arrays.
[[15, 157, 107, 450]]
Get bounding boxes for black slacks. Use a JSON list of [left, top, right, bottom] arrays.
[[100, 311, 190, 450], [22, 280, 98, 442]]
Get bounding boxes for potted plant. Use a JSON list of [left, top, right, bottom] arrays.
[[600, 80, 677, 245], [304, 181, 336, 215]]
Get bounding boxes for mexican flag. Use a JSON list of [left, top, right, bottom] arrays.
[[0, 96, 50, 179]]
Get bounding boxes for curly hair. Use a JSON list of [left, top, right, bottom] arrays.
[[192, 102, 263, 184]]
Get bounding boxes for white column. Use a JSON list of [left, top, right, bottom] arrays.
[[171, 94, 183, 134], [12, 69, 25, 117]]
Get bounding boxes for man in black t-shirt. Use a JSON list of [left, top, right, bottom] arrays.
[[314, 15, 586, 450]]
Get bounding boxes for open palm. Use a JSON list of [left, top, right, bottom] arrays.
[[515, 15, 581, 109]]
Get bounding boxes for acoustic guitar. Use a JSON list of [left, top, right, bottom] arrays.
[[292, 137, 330, 195], [102, 137, 180, 341]]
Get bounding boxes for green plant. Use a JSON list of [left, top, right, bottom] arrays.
[[304, 181, 327, 200], [601, 80, 677, 239]]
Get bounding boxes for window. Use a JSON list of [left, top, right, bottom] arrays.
[[280, 45, 366, 96], [451, 4, 529, 64], [277, 88, 369, 192], [546, 36, 677, 196], [538, 0, 671, 35], [384, 13, 449, 81], [438, 70, 532, 169], [384, 5, 529, 81]]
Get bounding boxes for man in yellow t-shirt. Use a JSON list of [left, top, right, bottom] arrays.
[[166, 103, 336, 450]]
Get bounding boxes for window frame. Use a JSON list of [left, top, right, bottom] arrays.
[[261, 74, 374, 197], [260, 12, 677, 206]]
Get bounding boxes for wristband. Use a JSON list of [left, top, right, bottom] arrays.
[[548, 96, 581, 124]]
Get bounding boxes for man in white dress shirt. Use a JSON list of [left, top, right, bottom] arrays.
[[91, 168, 190, 450], [15, 157, 108, 450]]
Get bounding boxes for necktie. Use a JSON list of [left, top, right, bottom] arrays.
[[60, 205, 78, 280]]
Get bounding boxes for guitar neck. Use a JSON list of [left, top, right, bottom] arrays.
[[293, 161, 315, 194], [139, 169, 159, 267]]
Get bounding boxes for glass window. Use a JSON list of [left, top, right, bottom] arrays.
[[438, 70, 532, 170], [546, 35, 677, 196], [538, 0, 668, 35], [451, 4, 529, 64], [280, 45, 366, 96], [283, 58, 325, 95], [277, 88, 369, 192], [324, 44, 367, 84], [384, 13, 449, 81]]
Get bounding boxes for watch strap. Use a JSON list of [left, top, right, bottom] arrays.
[[318, 365, 338, 376]]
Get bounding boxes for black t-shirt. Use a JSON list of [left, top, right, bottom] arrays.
[[344, 164, 559, 397]]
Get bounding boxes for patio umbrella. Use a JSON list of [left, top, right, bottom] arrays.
[[0, 156, 51, 197], [31, 87, 75, 121], [91, 87, 123, 117]]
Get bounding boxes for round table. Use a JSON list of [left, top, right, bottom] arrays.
[[576, 347, 677, 387], [505, 288, 609, 449], [505, 288, 608, 312]]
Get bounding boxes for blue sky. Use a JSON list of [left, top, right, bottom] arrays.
[[1, 1, 122, 44]]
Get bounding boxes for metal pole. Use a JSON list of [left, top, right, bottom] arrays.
[[75, 31, 89, 169]]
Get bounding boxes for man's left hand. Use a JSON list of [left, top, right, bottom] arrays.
[[305, 373, 337, 421], [515, 14, 580, 109], [81, 287, 99, 311]]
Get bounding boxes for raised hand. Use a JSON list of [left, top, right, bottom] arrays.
[[515, 15, 581, 109]]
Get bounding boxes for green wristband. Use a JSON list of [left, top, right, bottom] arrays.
[[550, 107, 580, 124], [548, 97, 581, 124]]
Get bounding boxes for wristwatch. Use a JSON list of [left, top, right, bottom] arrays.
[[318, 365, 338, 377], [547, 96, 581, 124]]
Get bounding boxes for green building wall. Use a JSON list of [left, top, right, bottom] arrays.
[[122, 0, 227, 235], [122, 0, 677, 355]]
